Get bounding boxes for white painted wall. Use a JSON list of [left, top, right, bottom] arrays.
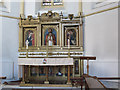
[[83, 2, 118, 77], [118, 3, 120, 77], [0, 1, 119, 80], [24, 0, 36, 17], [0, 17, 2, 77], [2, 17, 19, 79], [0, 1, 20, 79]]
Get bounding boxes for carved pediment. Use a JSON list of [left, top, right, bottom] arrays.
[[41, 11, 60, 21], [19, 15, 40, 26]]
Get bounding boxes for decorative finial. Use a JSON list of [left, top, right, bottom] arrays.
[[38, 12, 40, 17], [28, 15, 32, 21], [60, 10, 63, 16], [69, 14, 74, 20], [80, 12, 83, 25], [20, 14, 21, 18]]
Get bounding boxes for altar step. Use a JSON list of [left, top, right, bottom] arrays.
[[20, 83, 72, 87], [2, 87, 82, 90]]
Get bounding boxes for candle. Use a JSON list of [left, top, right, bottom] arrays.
[[68, 39, 70, 49], [26, 40, 29, 49]]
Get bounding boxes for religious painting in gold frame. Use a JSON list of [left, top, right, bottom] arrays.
[[23, 27, 37, 47], [41, 24, 59, 46], [64, 26, 79, 47]]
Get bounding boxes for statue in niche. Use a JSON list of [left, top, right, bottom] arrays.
[[45, 28, 56, 46]]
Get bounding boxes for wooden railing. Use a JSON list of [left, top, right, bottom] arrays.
[[79, 56, 96, 75], [83, 74, 107, 90]]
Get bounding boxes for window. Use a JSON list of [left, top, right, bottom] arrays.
[[42, 0, 63, 6], [53, 0, 63, 6], [43, 0, 52, 6]]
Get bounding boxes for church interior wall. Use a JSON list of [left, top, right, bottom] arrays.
[[24, 1, 36, 17], [118, 5, 120, 77], [2, 17, 19, 79], [83, 2, 118, 77], [0, 0, 119, 81], [0, 17, 2, 78], [0, 1, 20, 79]]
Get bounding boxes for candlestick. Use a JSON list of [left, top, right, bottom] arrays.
[[68, 39, 70, 49], [26, 40, 29, 49]]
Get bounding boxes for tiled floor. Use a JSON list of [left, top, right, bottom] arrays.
[[100, 80, 120, 89], [1, 80, 120, 90], [0, 85, 82, 90]]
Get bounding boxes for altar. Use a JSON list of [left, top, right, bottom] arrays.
[[18, 11, 85, 87], [18, 58, 73, 85]]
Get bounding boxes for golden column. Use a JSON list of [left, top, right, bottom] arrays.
[[20, 0, 25, 18], [67, 39, 71, 84], [79, 0, 82, 13], [21, 65, 25, 84], [44, 42, 49, 84], [79, 0, 83, 49], [67, 65, 71, 84], [87, 58, 89, 75]]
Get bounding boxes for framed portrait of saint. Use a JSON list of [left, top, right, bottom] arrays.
[[64, 26, 79, 47], [23, 27, 37, 47], [41, 24, 59, 46]]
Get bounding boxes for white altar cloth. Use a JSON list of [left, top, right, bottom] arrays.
[[18, 58, 73, 66]]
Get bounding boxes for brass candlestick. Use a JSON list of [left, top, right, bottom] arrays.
[[68, 39, 70, 58], [68, 48, 70, 58], [26, 49, 28, 58], [46, 43, 49, 57]]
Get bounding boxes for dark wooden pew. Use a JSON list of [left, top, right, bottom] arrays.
[[83, 75, 107, 90]]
